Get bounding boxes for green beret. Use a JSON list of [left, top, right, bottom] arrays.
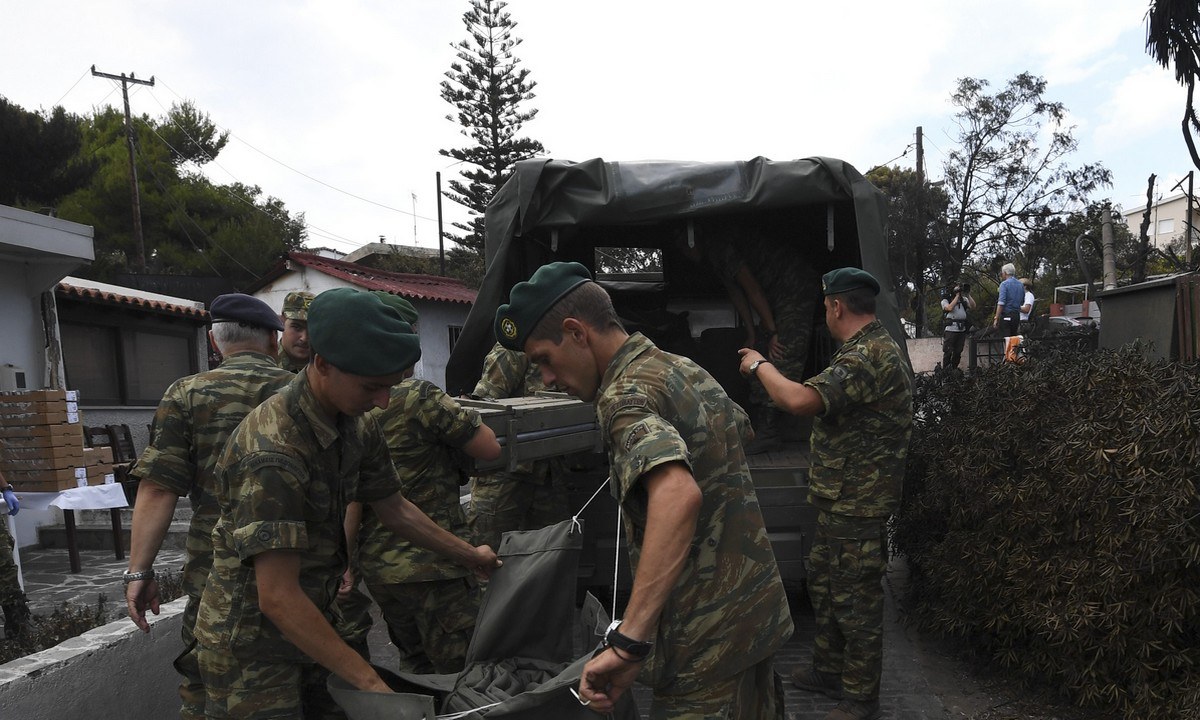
[[822, 267, 881, 296], [495, 262, 592, 351], [371, 291, 419, 325], [308, 288, 421, 376], [282, 291, 315, 321]]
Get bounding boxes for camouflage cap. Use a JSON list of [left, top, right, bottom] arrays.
[[281, 291, 315, 321], [822, 267, 880, 296], [210, 293, 284, 331], [371, 291, 419, 325], [308, 288, 421, 376], [495, 262, 592, 351]]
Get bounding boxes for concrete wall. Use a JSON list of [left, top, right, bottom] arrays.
[[0, 597, 185, 718], [906, 336, 946, 374]]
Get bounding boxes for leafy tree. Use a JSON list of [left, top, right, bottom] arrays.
[[48, 103, 304, 288], [866, 165, 952, 336], [940, 73, 1111, 278], [157, 99, 229, 167], [1146, 0, 1200, 171], [0, 97, 94, 208], [439, 0, 545, 257]]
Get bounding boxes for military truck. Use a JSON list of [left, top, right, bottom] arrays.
[[447, 156, 909, 601]]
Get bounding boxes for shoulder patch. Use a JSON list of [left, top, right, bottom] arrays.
[[624, 422, 650, 451], [603, 395, 649, 434]]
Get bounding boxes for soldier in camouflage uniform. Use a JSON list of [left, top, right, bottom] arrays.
[[277, 290, 314, 373], [0, 469, 32, 639], [740, 267, 913, 720], [702, 224, 821, 452], [193, 288, 498, 719], [496, 262, 793, 719], [124, 293, 292, 720], [352, 376, 499, 673], [468, 342, 573, 549]]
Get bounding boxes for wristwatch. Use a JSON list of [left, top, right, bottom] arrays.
[[602, 620, 654, 661], [749, 359, 771, 377]]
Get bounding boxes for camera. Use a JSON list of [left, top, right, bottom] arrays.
[[960, 282, 970, 293]]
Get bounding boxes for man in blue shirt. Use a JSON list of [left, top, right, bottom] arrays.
[[992, 263, 1023, 337]]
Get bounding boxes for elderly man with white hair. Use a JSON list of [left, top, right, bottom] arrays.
[[992, 263, 1024, 337]]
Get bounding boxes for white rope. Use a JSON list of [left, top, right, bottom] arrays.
[[572, 475, 627, 629], [611, 501, 622, 616], [437, 700, 503, 719]]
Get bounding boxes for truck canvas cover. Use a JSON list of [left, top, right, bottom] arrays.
[[446, 155, 906, 395]]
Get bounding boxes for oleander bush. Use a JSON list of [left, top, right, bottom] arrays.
[[0, 569, 182, 665], [893, 341, 1200, 719]]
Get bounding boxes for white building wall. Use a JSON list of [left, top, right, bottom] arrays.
[[255, 270, 473, 388]]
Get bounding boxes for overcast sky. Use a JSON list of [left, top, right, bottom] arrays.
[[1, 1, 1188, 256]]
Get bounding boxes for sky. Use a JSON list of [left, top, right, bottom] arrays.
[[0, 0, 1190, 256]]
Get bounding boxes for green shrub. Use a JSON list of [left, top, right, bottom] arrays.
[[0, 569, 184, 665], [894, 342, 1200, 719]]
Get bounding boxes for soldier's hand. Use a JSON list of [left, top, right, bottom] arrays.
[[126, 577, 161, 633], [767, 334, 785, 362], [338, 567, 356, 600], [466, 544, 502, 581], [578, 647, 641, 713], [737, 347, 766, 376]]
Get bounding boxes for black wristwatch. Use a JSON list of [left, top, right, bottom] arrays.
[[749, 359, 771, 377], [602, 620, 653, 661]]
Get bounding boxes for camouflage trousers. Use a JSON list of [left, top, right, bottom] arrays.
[[468, 470, 572, 550], [807, 511, 887, 702], [178, 516, 217, 720], [333, 580, 374, 661], [649, 655, 784, 720], [0, 522, 22, 605], [197, 644, 345, 719], [749, 277, 819, 410], [364, 576, 479, 675]]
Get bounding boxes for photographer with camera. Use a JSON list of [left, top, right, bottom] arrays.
[[941, 280, 976, 370]]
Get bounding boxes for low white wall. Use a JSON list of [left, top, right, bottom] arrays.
[[0, 597, 185, 718]]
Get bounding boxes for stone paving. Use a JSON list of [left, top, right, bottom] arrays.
[[14, 544, 951, 719]]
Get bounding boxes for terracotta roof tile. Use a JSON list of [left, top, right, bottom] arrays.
[[287, 252, 477, 304], [56, 283, 210, 320]]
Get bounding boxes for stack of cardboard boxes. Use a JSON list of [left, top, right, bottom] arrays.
[[0, 390, 116, 492]]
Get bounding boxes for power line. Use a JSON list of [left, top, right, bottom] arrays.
[[53, 69, 90, 109], [152, 79, 438, 223], [140, 93, 374, 250]]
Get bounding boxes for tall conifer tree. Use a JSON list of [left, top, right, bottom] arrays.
[[440, 0, 545, 257]]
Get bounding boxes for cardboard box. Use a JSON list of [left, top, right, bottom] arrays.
[[0, 389, 79, 402], [0, 423, 85, 441], [0, 445, 86, 471], [86, 463, 114, 479], [6, 466, 87, 492], [0, 411, 80, 427], [0, 399, 79, 414], [82, 446, 115, 465]]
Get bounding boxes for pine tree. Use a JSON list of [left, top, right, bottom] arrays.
[[440, 0, 545, 257]]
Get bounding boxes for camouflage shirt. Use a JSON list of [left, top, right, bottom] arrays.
[[132, 351, 292, 602], [194, 370, 401, 662], [804, 319, 914, 518], [358, 378, 481, 584], [597, 332, 793, 695], [277, 348, 307, 374], [473, 342, 559, 480]]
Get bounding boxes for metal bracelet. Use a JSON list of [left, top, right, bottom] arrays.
[[122, 569, 155, 584]]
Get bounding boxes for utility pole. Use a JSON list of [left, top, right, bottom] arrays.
[[914, 126, 927, 338], [1172, 171, 1195, 267], [436, 172, 446, 276], [91, 65, 154, 273]]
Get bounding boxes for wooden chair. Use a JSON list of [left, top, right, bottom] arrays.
[[78, 424, 139, 567]]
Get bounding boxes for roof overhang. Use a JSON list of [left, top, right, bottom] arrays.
[[0, 205, 95, 293]]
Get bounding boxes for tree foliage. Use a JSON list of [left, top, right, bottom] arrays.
[[866, 165, 952, 336], [439, 0, 545, 256], [0, 97, 94, 208], [1, 97, 304, 290], [1146, 0, 1200, 171], [940, 73, 1111, 278]]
